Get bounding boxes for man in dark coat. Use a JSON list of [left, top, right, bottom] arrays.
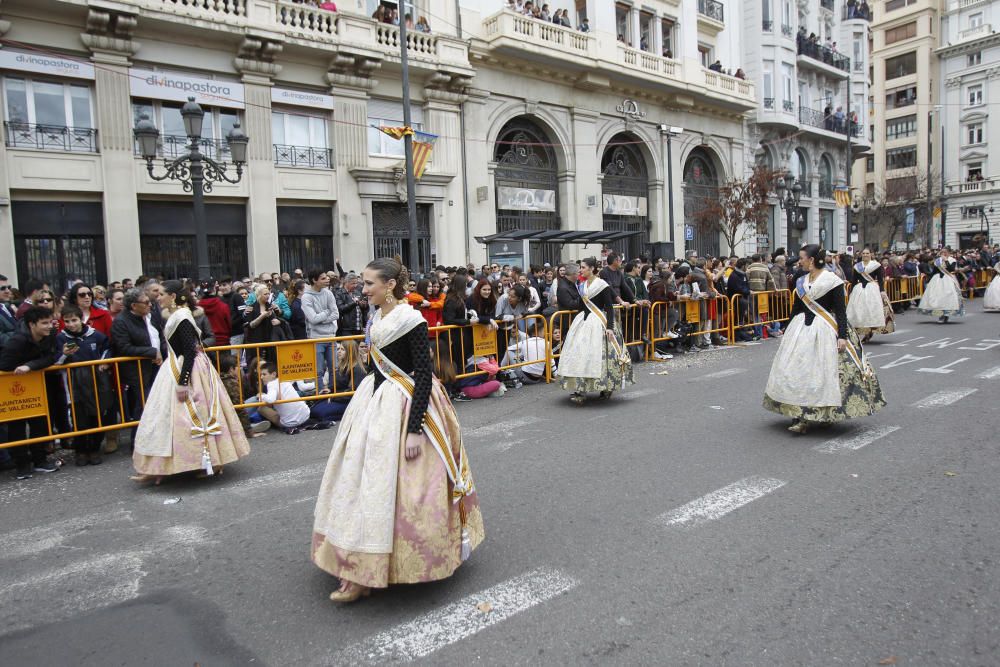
[[0, 306, 61, 479]]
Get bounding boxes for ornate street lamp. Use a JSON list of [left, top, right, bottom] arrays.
[[134, 97, 248, 280], [774, 170, 806, 231]]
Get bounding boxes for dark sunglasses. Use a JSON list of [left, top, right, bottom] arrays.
[[38, 298, 54, 303], [0, 285, 11, 291], [77, 292, 93, 297]]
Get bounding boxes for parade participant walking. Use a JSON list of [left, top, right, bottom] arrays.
[[312, 258, 483, 604], [764, 245, 885, 434], [131, 281, 250, 484], [983, 258, 1000, 312], [556, 257, 633, 405], [917, 248, 965, 323], [847, 248, 894, 343]]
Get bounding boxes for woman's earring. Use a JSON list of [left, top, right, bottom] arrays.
[[386, 295, 395, 305]]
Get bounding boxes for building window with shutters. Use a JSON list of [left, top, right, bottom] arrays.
[[3, 77, 97, 152]]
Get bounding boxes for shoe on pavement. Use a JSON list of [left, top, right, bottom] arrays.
[[34, 461, 59, 474], [284, 426, 302, 435], [15, 465, 32, 480], [452, 392, 472, 402], [89, 454, 103, 465], [251, 420, 271, 434]]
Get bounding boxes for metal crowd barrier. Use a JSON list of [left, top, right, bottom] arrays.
[[884, 275, 924, 304], [730, 290, 793, 339], [967, 269, 994, 299]]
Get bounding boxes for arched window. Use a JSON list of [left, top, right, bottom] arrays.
[[602, 135, 650, 260]]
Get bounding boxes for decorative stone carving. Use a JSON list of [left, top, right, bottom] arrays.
[[235, 36, 284, 78], [80, 8, 139, 58]]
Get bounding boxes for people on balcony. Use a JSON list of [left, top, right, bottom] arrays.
[[708, 60, 723, 72], [735, 68, 746, 80], [416, 16, 431, 33], [579, 17, 591, 32]]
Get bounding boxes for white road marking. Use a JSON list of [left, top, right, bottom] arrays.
[[912, 388, 978, 408], [617, 388, 661, 401], [880, 354, 933, 369], [656, 476, 787, 527], [885, 329, 911, 335], [976, 365, 1000, 379], [0, 551, 147, 634], [814, 426, 901, 453], [0, 508, 133, 560], [464, 416, 542, 440], [885, 336, 925, 347], [958, 339, 1000, 351], [918, 337, 970, 349], [229, 464, 323, 492], [702, 367, 748, 379], [917, 358, 970, 374], [864, 352, 894, 361], [342, 568, 578, 663]]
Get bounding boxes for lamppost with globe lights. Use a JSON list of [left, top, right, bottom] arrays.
[[774, 170, 806, 243], [133, 96, 249, 280]]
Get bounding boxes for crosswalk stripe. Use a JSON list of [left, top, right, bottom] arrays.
[[814, 426, 901, 453], [342, 568, 578, 663], [702, 368, 748, 379], [656, 476, 786, 527], [976, 366, 1000, 380], [911, 388, 978, 408], [0, 508, 133, 560], [464, 416, 542, 439]]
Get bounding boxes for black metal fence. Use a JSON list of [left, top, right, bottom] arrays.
[[4, 123, 98, 152], [273, 144, 334, 168], [698, 0, 724, 22]]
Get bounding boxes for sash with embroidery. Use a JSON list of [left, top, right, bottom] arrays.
[[853, 261, 879, 285], [369, 342, 474, 506], [796, 279, 868, 375], [581, 285, 630, 386]]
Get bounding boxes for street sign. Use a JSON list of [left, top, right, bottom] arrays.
[[685, 225, 694, 241], [905, 208, 915, 234]]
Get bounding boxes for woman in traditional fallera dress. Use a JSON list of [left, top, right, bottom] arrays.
[[312, 258, 483, 604], [982, 259, 1000, 312], [132, 281, 251, 484], [556, 257, 634, 405], [764, 245, 886, 434], [917, 248, 966, 323], [846, 248, 895, 343]]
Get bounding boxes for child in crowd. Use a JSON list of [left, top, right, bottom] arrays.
[[57, 304, 113, 466], [324, 340, 367, 422], [219, 355, 269, 438], [253, 362, 337, 435]]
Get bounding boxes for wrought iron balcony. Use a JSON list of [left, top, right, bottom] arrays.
[[698, 0, 725, 22], [4, 122, 99, 152], [819, 181, 834, 199], [781, 23, 794, 36], [799, 107, 866, 138], [763, 19, 773, 31], [843, 4, 873, 20], [796, 40, 851, 73], [783, 99, 795, 112], [763, 97, 775, 109], [273, 144, 334, 169]]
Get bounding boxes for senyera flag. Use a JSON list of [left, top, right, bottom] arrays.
[[373, 126, 438, 179]]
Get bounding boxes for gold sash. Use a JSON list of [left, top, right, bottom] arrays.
[[168, 349, 221, 439], [369, 343, 473, 504], [799, 291, 867, 375], [582, 293, 630, 386]]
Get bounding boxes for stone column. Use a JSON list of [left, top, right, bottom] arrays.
[[424, 85, 466, 264], [236, 39, 283, 274], [327, 64, 377, 262], [81, 9, 143, 282], [0, 20, 15, 281], [570, 108, 600, 232]]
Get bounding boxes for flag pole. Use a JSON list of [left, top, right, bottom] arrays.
[[399, 13, 420, 273]]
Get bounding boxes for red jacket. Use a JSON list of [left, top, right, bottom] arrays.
[[76, 306, 112, 337], [198, 296, 231, 346]]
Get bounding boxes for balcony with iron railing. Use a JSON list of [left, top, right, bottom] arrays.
[[4, 122, 99, 152], [798, 107, 867, 141], [781, 23, 794, 37], [133, 135, 230, 160], [274, 144, 334, 169], [697, 0, 725, 23], [819, 181, 834, 199], [758, 97, 799, 129], [763, 19, 773, 31], [783, 99, 795, 112], [71, 0, 472, 74], [796, 39, 851, 76]]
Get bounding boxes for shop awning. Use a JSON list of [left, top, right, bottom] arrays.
[[474, 229, 642, 245]]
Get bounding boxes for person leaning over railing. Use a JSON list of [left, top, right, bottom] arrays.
[[0, 306, 62, 480], [56, 304, 113, 466], [110, 288, 166, 451]]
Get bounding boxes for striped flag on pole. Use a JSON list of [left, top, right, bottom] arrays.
[[834, 186, 852, 208], [412, 130, 438, 180], [375, 125, 413, 140]]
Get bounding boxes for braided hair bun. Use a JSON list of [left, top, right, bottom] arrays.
[[366, 258, 409, 299]]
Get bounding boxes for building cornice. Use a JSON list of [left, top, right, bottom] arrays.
[[937, 32, 1000, 57]]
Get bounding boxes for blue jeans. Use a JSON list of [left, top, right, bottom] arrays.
[[314, 342, 334, 393]]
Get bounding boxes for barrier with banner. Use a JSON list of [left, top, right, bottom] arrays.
[[0, 371, 49, 423], [730, 290, 793, 338]]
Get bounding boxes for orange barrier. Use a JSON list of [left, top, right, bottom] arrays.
[[885, 275, 925, 304], [967, 268, 994, 299], [730, 290, 793, 339]]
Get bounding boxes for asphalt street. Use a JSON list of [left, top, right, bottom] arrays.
[[2, 302, 999, 666]]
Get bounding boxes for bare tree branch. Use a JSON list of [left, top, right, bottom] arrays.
[[691, 166, 779, 256]]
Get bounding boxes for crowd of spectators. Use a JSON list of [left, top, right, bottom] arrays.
[[1, 239, 998, 478]]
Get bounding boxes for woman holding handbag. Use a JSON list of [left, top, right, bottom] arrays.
[[244, 283, 289, 368]]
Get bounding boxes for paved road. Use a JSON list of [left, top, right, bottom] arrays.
[[3, 304, 999, 665]]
